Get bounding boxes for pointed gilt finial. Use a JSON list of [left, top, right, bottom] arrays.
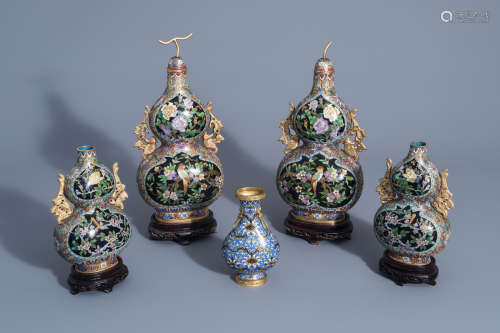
[[323, 41, 333, 58], [158, 33, 193, 57]]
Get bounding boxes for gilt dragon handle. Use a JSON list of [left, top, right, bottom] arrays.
[[376, 158, 396, 204], [278, 102, 300, 154], [50, 174, 73, 225], [432, 169, 454, 220], [203, 101, 224, 153], [134, 105, 157, 160], [343, 108, 366, 162], [109, 162, 128, 210]]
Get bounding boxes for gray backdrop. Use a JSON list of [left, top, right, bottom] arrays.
[[1, 0, 498, 332]]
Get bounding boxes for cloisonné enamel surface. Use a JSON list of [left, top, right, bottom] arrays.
[[72, 165, 114, 200], [373, 142, 452, 264], [68, 207, 130, 258], [392, 159, 432, 197], [144, 152, 222, 207], [391, 142, 440, 199], [374, 203, 440, 254], [222, 199, 279, 282], [278, 152, 356, 209], [277, 144, 362, 214], [52, 147, 131, 268], [137, 141, 223, 211], [374, 200, 449, 257], [135, 45, 224, 227], [276, 47, 366, 230], [63, 148, 117, 204], [153, 93, 206, 140], [294, 95, 346, 143]]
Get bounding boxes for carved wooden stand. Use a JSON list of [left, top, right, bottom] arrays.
[[284, 212, 352, 245], [149, 210, 217, 245], [68, 256, 128, 294], [379, 250, 438, 286]]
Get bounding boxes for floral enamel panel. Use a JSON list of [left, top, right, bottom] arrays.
[[392, 159, 432, 196], [73, 165, 114, 200], [145, 152, 222, 207], [294, 94, 346, 142], [67, 207, 130, 258], [278, 152, 356, 209], [154, 94, 206, 140], [374, 204, 439, 255]]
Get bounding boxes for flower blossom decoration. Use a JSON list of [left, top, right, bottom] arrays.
[[189, 168, 202, 182], [298, 194, 310, 205], [402, 168, 418, 183], [172, 115, 188, 132], [323, 104, 340, 122], [165, 170, 177, 181], [308, 100, 318, 110], [161, 102, 177, 119], [313, 117, 329, 135], [159, 124, 171, 137], [184, 98, 193, 110]]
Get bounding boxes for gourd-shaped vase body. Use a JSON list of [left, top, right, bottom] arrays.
[[374, 141, 454, 285], [135, 35, 224, 243], [276, 43, 366, 244], [222, 188, 280, 286], [50, 146, 131, 293]]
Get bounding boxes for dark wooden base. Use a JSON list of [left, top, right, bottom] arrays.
[[379, 251, 438, 286], [68, 256, 128, 294], [148, 210, 217, 245], [284, 212, 353, 245]]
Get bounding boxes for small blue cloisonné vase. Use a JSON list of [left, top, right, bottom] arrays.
[[222, 187, 280, 287]]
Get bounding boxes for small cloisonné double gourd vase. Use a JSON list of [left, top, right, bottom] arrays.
[[50, 146, 131, 294], [277, 42, 366, 244], [374, 141, 454, 286], [222, 188, 280, 287], [134, 34, 224, 244]]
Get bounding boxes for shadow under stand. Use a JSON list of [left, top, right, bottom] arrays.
[[134, 33, 224, 245], [277, 42, 366, 244], [374, 141, 454, 286], [50, 146, 131, 294]]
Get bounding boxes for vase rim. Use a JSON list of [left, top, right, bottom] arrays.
[[410, 141, 427, 148], [77, 145, 95, 152], [235, 187, 266, 201]]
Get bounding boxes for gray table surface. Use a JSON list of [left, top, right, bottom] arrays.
[[1, 1, 498, 332]]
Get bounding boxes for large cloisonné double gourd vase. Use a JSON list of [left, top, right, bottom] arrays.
[[276, 42, 366, 244], [222, 188, 280, 287], [50, 146, 131, 293], [134, 34, 224, 243], [374, 141, 454, 284]]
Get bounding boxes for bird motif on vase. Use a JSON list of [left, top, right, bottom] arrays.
[[408, 213, 416, 225], [177, 163, 190, 195], [90, 216, 102, 228], [311, 166, 324, 196], [86, 170, 104, 190]]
